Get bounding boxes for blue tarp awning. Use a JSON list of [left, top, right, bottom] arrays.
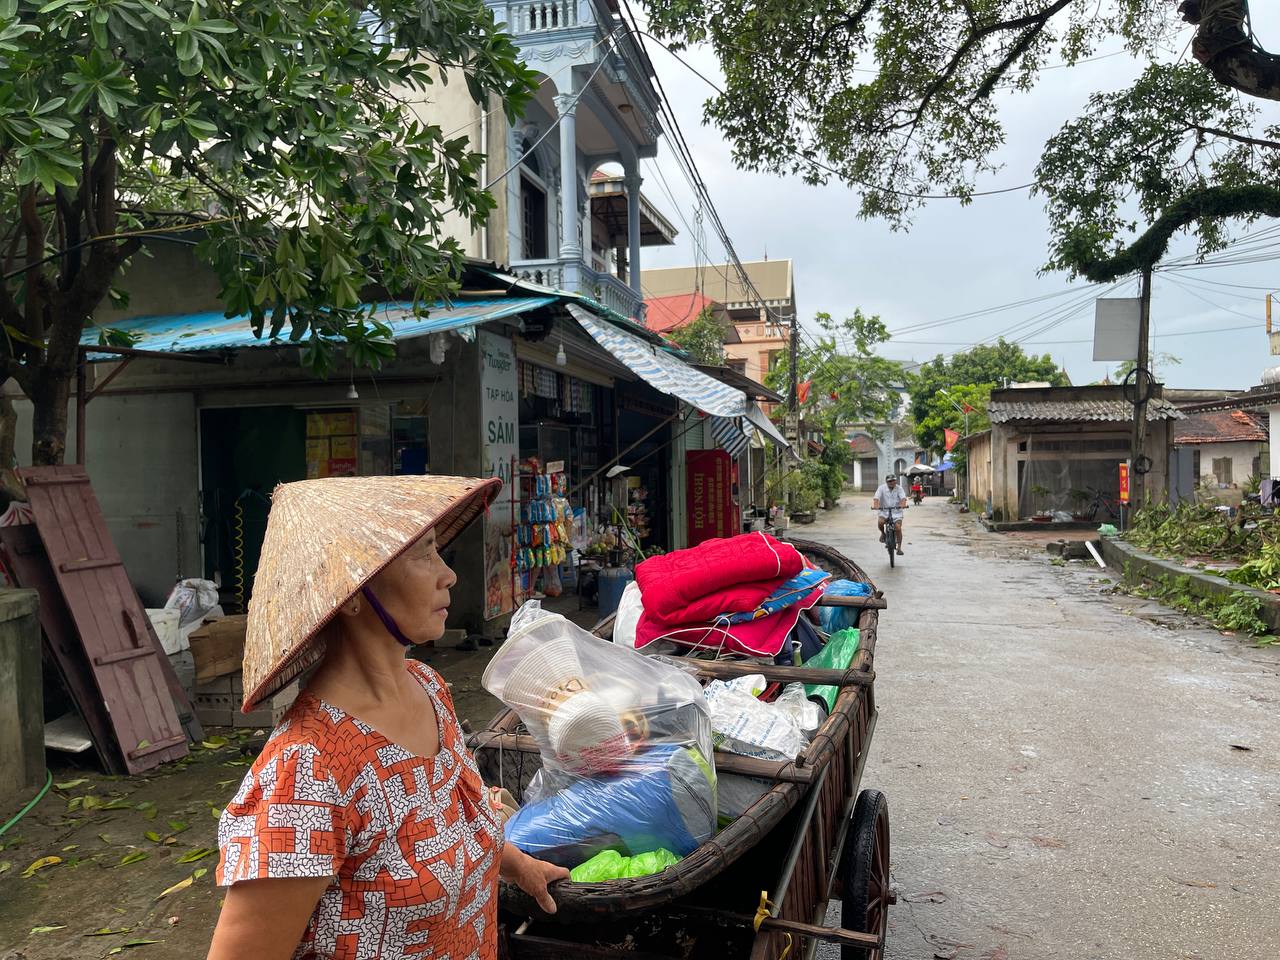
[[80, 296, 559, 358]]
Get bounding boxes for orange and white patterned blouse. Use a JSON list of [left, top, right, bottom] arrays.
[[217, 661, 505, 960]]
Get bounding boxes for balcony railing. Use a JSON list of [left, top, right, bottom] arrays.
[[506, 0, 579, 34], [582, 264, 641, 320], [511, 257, 642, 321], [510, 258, 564, 291]]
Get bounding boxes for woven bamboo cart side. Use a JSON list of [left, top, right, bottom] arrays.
[[473, 537, 879, 925]]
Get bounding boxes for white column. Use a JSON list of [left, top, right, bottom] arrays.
[[624, 169, 643, 295], [1269, 407, 1280, 478], [555, 92, 586, 284]]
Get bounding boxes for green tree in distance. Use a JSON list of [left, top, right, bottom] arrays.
[[765, 310, 906, 439], [909, 340, 1067, 451], [0, 0, 535, 464], [667, 306, 729, 365], [916, 382, 993, 457]]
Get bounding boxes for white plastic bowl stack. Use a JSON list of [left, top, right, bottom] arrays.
[[547, 690, 629, 774], [496, 636, 586, 717]]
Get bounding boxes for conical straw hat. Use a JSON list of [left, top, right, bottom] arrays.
[[241, 474, 501, 710]]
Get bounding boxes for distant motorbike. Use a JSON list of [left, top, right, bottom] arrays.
[[911, 486, 924, 506]]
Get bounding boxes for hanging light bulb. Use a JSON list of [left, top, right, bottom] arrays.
[[346, 380, 359, 400], [556, 339, 567, 367]]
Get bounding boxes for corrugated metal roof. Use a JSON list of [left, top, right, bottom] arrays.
[[988, 397, 1183, 423], [80, 297, 558, 358], [1175, 410, 1268, 444]]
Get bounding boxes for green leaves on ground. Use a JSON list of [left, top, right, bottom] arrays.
[[118, 851, 148, 866], [21, 856, 61, 878], [156, 867, 208, 900], [176, 847, 216, 864]]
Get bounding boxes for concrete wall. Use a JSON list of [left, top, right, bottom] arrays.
[[966, 432, 993, 514], [11, 323, 494, 623], [0, 589, 43, 807], [392, 72, 507, 262], [1179, 440, 1262, 486], [10, 393, 199, 606]]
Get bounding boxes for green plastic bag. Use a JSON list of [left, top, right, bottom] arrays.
[[624, 848, 680, 878], [1098, 523, 1119, 537], [802, 627, 861, 712], [570, 848, 680, 882]]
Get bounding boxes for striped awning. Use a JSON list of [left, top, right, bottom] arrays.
[[710, 415, 751, 458], [568, 304, 748, 418]]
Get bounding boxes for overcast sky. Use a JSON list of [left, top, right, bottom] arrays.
[[637, 8, 1280, 391]]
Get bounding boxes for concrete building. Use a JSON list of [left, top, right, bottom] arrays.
[[963, 385, 1182, 521], [640, 259, 795, 384], [1174, 410, 1267, 489], [404, 0, 678, 320]]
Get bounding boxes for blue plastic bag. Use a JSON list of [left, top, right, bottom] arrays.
[[504, 744, 717, 868], [817, 579, 873, 634]]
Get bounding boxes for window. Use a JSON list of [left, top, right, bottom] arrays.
[[520, 173, 548, 260], [766, 350, 782, 371], [728, 358, 747, 375], [1212, 457, 1233, 485]]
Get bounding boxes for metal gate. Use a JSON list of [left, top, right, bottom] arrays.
[[860, 457, 879, 492]]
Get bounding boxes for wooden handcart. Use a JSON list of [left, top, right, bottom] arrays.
[[471, 537, 891, 960]]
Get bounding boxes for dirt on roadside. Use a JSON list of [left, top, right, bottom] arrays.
[[0, 643, 507, 960]]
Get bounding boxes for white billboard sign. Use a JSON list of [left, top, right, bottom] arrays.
[[1093, 298, 1142, 362]]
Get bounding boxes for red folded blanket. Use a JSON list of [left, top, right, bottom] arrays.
[[635, 532, 803, 629]]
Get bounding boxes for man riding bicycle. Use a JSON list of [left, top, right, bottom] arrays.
[[872, 475, 908, 555]]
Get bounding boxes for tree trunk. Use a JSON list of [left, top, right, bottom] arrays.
[[29, 368, 71, 466], [0, 387, 25, 507], [1187, 0, 1280, 101]]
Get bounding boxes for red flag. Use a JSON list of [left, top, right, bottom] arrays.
[[944, 428, 960, 451], [962, 403, 975, 413], [797, 380, 812, 404]]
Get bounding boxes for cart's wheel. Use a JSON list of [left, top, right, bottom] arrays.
[[841, 789, 890, 960]]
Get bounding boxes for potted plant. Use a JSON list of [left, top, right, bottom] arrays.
[[1030, 483, 1053, 522], [1069, 488, 1091, 520]]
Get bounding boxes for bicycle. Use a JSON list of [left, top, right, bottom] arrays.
[[877, 505, 904, 567], [1084, 488, 1123, 522]]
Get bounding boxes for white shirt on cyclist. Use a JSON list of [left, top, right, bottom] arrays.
[[873, 482, 908, 518]]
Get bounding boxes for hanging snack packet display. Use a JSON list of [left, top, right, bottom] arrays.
[[482, 601, 717, 867]]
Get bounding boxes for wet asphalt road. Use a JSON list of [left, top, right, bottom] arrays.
[[810, 496, 1280, 960]]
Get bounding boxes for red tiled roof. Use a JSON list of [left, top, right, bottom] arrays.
[[643, 292, 717, 334], [1175, 409, 1268, 444], [848, 435, 878, 456]]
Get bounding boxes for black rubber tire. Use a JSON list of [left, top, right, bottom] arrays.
[[886, 527, 895, 568], [841, 789, 890, 960]]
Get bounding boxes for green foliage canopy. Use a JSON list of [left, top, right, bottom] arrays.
[[909, 340, 1066, 451], [0, 0, 535, 462], [667, 306, 728, 365], [765, 309, 906, 439]]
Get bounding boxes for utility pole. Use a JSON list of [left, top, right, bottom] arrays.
[[1130, 264, 1153, 509], [788, 310, 799, 447]]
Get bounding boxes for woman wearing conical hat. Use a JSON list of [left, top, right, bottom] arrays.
[[208, 475, 567, 960]]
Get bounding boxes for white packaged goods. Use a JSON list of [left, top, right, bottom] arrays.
[[703, 680, 806, 762]]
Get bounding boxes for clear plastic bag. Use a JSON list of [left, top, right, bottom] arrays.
[[484, 601, 717, 866], [613, 580, 644, 649], [703, 679, 805, 762], [774, 683, 826, 736]]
